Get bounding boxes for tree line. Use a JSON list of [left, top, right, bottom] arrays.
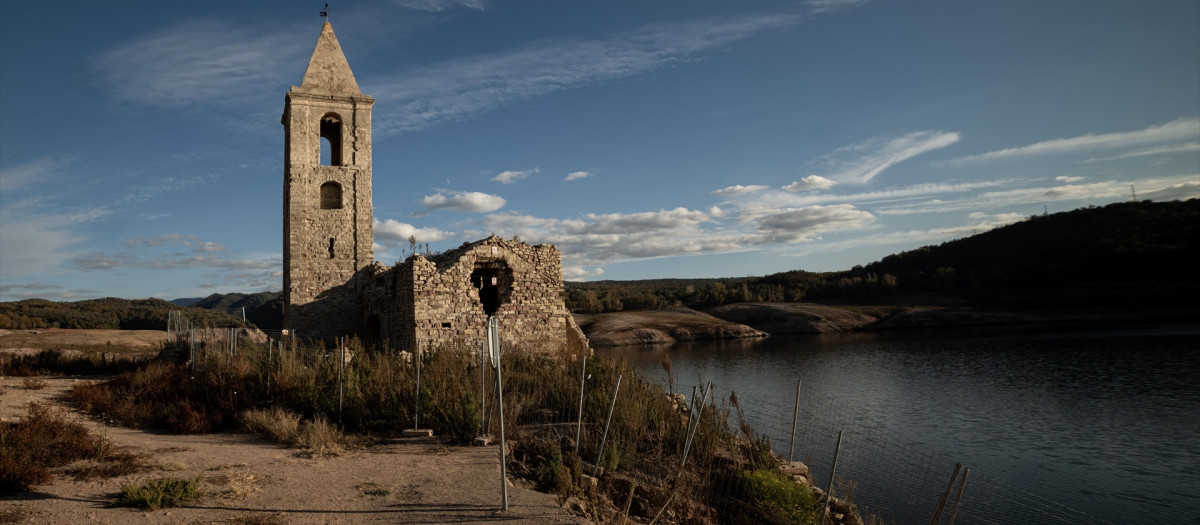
[[0, 298, 246, 330], [567, 199, 1198, 313]]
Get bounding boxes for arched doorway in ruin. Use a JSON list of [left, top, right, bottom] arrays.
[[470, 260, 513, 315]]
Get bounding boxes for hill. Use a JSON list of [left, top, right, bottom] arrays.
[[0, 297, 246, 330], [566, 199, 1199, 313]]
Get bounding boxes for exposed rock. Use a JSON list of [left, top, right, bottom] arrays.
[[573, 307, 767, 346], [707, 302, 879, 334]]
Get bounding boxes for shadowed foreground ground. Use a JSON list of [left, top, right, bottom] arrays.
[[0, 375, 587, 524]]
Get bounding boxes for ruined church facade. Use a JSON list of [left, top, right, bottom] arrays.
[[281, 22, 587, 355]]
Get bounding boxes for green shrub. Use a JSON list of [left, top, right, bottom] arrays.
[[739, 469, 819, 525], [110, 476, 201, 510]]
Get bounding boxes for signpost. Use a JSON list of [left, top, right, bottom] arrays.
[[487, 316, 508, 510]]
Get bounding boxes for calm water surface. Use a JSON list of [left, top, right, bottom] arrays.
[[602, 324, 1200, 524]]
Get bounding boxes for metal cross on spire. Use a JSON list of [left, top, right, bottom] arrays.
[[319, 3, 329, 20]]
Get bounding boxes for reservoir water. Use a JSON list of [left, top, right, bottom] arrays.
[[601, 324, 1200, 524]]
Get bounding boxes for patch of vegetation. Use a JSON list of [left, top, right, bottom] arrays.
[[0, 349, 151, 377], [68, 338, 850, 524], [356, 482, 390, 497], [240, 407, 352, 457], [0, 296, 246, 330], [21, 377, 47, 390], [737, 469, 821, 524], [109, 476, 202, 510], [0, 403, 141, 493], [230, 513, 288, 525]]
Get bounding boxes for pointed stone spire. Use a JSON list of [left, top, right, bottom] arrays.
[[296, 21, 361, 95]]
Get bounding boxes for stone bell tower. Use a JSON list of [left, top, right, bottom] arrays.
[[282, 21, 374, 338]]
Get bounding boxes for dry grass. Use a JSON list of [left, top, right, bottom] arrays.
[[240, 407, 351, 457], [208, 469, 261, 500], [0, 403, 123, 493], [230, 513, 289, 525], [294, 415, 349, 457], [240, 407, 300, 443], [21, 376, 47, 390]]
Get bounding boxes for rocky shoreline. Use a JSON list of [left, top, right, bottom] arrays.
[[573, 301, 1187, 346]]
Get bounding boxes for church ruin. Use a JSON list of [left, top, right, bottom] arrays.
[[281, 22, 587, 355]]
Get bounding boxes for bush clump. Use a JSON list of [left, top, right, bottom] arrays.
[[109, 476, 201, 510], [738, 469, 820, 525], [0, 403, 146, 493]]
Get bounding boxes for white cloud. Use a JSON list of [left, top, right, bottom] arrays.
[[0, 219, 85, 281], [367, 10, 809, 134], [374, 218, 454, 244], [0, 284, 97, 301], [809, 130, 961, 184], [582, 207, 712, 235], [482, 208, 751, 265], [194, 242, 226, 252], [91, 20, 307, 111], [782, 175, 836, 192], [1080, 142, 1200, 163], [805, 0, 873, 14], [1055, 175, 1085, 183], [750, 204, 875, 242], [564, 171, 592, 181], [563, 266, 605, 281], [712, 184, 768, 195], [878, 174, 1199, 215], [492, 168, 539, 184], [0, 156, 71, 191], [784, 211, 1024, 258], [945, 118, 1200, 166], [73, 252, 277, 272], [392, 0, 486, 12], [1137, 181, 1200, 201], [419, 190, 506, 213]]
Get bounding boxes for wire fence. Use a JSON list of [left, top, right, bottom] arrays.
[[161, 310, 1127, 524]]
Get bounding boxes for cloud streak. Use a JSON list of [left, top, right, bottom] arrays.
[[366, 10, 809, 135], [808, 131, 961, 184], [945, 118, 1200, 166]]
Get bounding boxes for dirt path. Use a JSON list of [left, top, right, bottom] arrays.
[[1, 376, 587, 524]]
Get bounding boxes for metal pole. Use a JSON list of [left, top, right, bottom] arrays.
[[788, 379, 801, 462], [594, 374, 622, 476], [414, 345, 421, 430], [928, 463, 962, 525], [475, 340, 480, 433], [946, 467, 969, 525], [338, 337, 344, 426], [575, 354, 587, 457], [489, 316, 508, 511], [821, 430, 844, 525], [678, 381, 712, 478]]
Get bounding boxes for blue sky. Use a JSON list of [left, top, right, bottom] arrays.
[[1, 0, 1198, 301]]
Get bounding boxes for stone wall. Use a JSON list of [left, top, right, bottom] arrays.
[[282, 91, 374, 338], [364, 235, 589, 355]]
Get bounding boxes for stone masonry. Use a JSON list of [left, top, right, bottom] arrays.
[[363, 236, 590, 355], [282, 22, 375, 337], [282, 22, 588, 354]]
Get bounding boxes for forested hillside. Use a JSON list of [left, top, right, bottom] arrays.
[[566, 199, 1198, 313], [0, 298, 246, 330]]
